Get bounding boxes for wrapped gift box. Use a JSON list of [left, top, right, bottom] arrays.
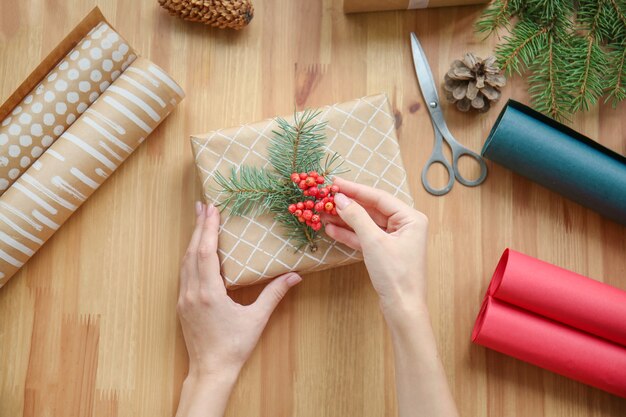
[[191, 94, 413, 288]]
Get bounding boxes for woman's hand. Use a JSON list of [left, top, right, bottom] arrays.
[[323, 177, 428, 321], [177, 202, 301, 417], [325, 179, 459, 417]]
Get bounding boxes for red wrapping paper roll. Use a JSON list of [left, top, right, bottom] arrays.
[[472, 297, 626, 398], [489, 249, 626, 347]]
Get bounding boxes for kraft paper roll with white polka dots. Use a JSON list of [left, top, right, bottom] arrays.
[[0, 22, 137, 194], [0, 57, 184, 287]]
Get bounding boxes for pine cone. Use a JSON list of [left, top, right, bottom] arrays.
[[158, 0, 254, 30], [443, 53, 506, 113]]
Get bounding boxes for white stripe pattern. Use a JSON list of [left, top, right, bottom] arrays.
[[120, 74, 166, 107], [13, 182, 58, 215], [83, 116, 132, 153], [148, 65, 185, 98], [0, 213, 44, 244], [108, 85, 161, 121], [52, 176, 86, 201], [63, 132, 117, 170], [0, 249, 23, 268], [70, 167, 98, 189], [0, 231, 34, 256], [22, 174, 77, 210], [104, 96, 151, 133], [32, 209, 60, 230]]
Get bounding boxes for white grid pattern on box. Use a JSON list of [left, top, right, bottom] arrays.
[[191, 95, 413, 286]]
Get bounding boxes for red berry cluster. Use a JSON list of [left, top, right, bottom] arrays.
[[288, 171, 340, 231]]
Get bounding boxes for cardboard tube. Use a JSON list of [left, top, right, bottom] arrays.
[[0, 22, 136, 193], [482, 100, 626, 225], [472, 297, 626, 398], [0, 58, 183, 287], [489, 249, 626, 347]]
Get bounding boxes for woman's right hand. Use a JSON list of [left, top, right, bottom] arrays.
[[323, 177, 429, 321]]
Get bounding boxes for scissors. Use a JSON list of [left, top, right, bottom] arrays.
[[410, 32, 488, 196]]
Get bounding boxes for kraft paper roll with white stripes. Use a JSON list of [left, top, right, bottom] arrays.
[[0, 22, 136, 193], [0, 57, 184, 287]]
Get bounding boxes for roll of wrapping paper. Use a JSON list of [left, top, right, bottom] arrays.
[[473, 249, 626, 398], [482, 100, 626, 225], [0, 57, 184, 286], [473, 297, 626, 398], [488, 249, 626, 347], [0, 22, 136, 193]]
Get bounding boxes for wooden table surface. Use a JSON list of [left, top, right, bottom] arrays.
[[1, 1, 625, 416]]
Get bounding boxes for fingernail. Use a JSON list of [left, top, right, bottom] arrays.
[[334, 193, 351, 210], [195, 201, 202, 216], [206, 204, 214, 215], [286, 274, 302, 287]]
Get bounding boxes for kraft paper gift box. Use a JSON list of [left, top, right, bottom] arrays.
[[0, 7, 184, 288], [191, 94, 414, 288]]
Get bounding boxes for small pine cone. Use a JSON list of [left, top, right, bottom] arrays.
[[443, 53, 506, 113], [158, 0, 254, 30]]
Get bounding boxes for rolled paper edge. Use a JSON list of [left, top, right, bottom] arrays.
[[472, 296, 626, 398], [490, 248, 626, 348]]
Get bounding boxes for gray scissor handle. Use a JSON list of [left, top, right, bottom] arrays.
[[449, 139, 488, 187], [421, 130, 455, 196]]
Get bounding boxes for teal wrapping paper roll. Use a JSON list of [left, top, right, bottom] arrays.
[[482, 100, 626, 225]]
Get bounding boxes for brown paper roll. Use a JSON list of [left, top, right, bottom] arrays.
[[0, 22, 136, 193], [0, 57, 184, 287], [191, 94, 413, 288]]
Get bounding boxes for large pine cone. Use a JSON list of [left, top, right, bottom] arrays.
[[158, 0, 254, 30], [443, 53, 506, 113]]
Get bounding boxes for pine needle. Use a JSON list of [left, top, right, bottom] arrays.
[[477, 0, 626, 120]]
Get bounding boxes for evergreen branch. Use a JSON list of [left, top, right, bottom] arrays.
[[475, 0, 511, 36], [216, 111, 347, 252], [497, 21, 548, 75], [608, 0, 626, 31], [605, 42, 626, 104], [213, 166, 284, 216]]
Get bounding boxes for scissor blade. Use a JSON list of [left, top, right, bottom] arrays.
[[410, 32, 440, 106]]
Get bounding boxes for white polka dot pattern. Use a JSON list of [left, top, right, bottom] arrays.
[[0, 21, 137, 193], [0, 58, 183, 286]]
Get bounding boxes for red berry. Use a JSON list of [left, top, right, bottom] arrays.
[[294, 209, 303, 217], [312, 222, 322, 231], [330, 185, 339, 194], [305, 200, 315, 209], [288, 204, 297, 213], [328, 195, 334, 202], [331, 208, 337, 215], [296, 202, 305, 210], [311, 214, 320, 223], [314, 202, 324, 212], [303, 190, 310, 196], [306, 220, 313, 226], [298, 216, 305, 223], [290, 173, 300, 183], [325, 202, 334, 211], [321, 197, 329, 204], [305, 177, 316, 187], [299, 172, 308, 180], [308, 186, 319, 196], [315, 176, 325, 184], [318, 188, 328, 198], [303, 210, 313, 220], [308, 171, 319, 178], [298, 180, 307, 189]]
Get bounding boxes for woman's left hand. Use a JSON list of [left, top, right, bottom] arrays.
[[177, 202, 302, 380]]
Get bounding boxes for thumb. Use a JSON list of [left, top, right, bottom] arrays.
[[255, 273, 302, 315], [333, 193, 382, 239]]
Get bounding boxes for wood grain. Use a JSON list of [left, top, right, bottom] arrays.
[[1, 1, 625, 416]]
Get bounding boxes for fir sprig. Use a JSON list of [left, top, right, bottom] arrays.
[[214, 110, 346, 251], [477, 0, 626, 120]]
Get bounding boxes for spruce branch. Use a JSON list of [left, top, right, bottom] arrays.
[[477, 0, 626, 120], [215, 110, 346, 252]]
